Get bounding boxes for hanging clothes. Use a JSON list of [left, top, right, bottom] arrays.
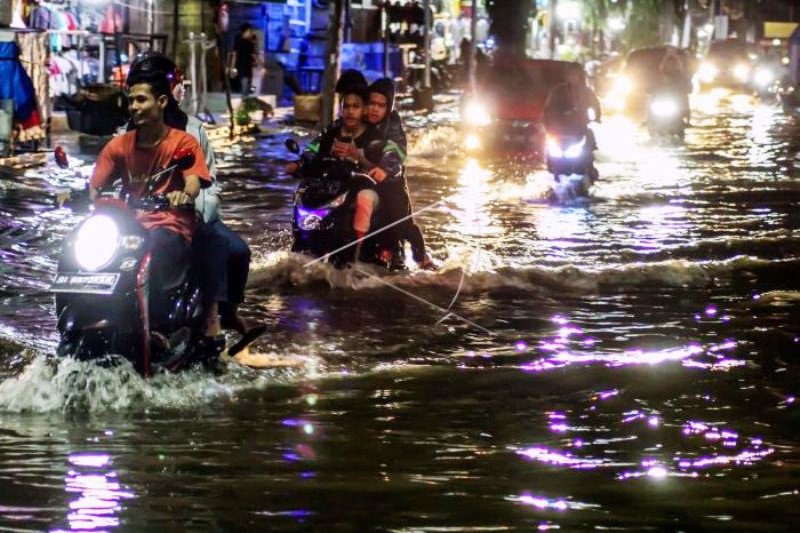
[[0, 41, 44, 141]]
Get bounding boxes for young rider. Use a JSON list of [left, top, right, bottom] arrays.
[[364, 78, 434, 270], [90, 69, 212, 340]]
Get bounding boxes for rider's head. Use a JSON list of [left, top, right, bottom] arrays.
[[340, 84, 369, 131], [129, 51, 186, 104], [367, 78, 395, 125], [335, 69, 368, 96], [566, 64, 584, 86], [127, 70, 171, 128]]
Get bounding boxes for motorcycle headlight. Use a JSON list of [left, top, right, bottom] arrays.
[[650, 98, 679, 118], [464, 100, 491, 126], [74, 215, 119, 271], [563, 138, 586, 158], [297, 207, 330, 231], [734, 63, 750, 81], [698, 62, 718, 82], [754, 68, 773, 87], [546, 137, 563, 158]]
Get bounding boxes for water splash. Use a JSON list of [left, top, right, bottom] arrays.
[[0, 353, 316, 415]]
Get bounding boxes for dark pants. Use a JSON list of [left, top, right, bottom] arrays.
[[148, 228, 191, 330], [194, 220, 251, 314], [377, 179, 427, 263]]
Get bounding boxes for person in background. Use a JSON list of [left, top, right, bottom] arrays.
[[229, 23, 257, 97]]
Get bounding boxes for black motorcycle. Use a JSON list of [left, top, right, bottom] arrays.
[[286, 139, 399, 268], [52, 149, 212, 376], [544, 128, 596, 199], [646, 89, 688, 137]]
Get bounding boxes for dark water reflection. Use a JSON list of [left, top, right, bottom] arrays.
[[1, 92, 800, 529]]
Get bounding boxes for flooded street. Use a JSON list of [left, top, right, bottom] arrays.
[[1, 92, 800, 530]]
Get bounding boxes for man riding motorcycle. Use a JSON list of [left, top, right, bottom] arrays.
[[543, 64, 601, 181], [90, 69, 213, 346], [290, 83, 382, 260]]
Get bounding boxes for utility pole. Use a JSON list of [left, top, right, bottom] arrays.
[[321, 0, 345, 128], [468, 0, 477, 91], [548, 0, 557, 59], [413, 0, 433, 109]]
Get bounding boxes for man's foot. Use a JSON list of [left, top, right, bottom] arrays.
[[227, 324, 269, 358], [195, 335, 226, 371], [418, 254, 437, 271]]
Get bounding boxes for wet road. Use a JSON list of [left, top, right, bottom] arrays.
[[1, 91, 800, 530]]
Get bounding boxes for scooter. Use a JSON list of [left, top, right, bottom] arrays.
[[286, 139, 401, 268], [646, 90, 688, 137], [52, 149, 213, 376], [544, 128, 596, 200]]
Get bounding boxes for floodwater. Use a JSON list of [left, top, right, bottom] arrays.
[[1, 91, 800, 530]]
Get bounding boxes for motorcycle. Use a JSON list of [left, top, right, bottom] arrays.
[[52, 149, 213, 377], [544, 128, 596, 199], [286, 139, 401, 268], [646, 90, 688, 137]]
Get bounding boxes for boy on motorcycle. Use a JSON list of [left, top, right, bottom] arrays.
[[364, 78, 435, 270], [291, 84, 381, 258], [90, 70, 212, 338]]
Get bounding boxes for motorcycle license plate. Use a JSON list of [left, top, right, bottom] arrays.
[[51, 273, 120, 295]]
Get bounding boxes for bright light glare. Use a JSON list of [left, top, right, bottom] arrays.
[[698, 62, 718, 82], [650, 98, 679, 118], [607, 17, 625, 32], [733, 63, 750, 81], [75, 215, 119, 271], [754, 68, 772, 87], [464, 100, 491, 126], [612, 75, 633, 96], [557, 1, 581, 20], [464, 133, 481, 151]]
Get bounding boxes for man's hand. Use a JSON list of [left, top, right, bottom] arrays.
[[167, 190, 195, 207], [285, 162, 299, 174], [332, 139, 359, 160], [368, 167, 387, 183]]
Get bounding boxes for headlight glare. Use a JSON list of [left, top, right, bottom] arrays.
[[464, 100, 491, 126], [74, 215, 119, 271]]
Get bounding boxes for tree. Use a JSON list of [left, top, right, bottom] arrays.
[[485, 0, 535, 54], [621, 0, 664, 50]]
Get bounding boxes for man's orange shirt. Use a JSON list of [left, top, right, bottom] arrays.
[[90, 128, 211, 242]]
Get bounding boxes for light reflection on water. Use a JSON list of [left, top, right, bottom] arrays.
[[0, 93, 799, 529]]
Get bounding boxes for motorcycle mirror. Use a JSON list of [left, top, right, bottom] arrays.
[[171, 148, 195, 170], [285, 138, 300, 154], [54, 146, 69, 169]]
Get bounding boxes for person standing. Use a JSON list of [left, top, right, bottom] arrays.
[[229, 23, 257, 97]]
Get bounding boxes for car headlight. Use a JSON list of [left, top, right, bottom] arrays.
[[754, 68, 773, 87], [650, 97, 679, 118], [464, 100, 491, 126], [734, 63, 750, 81], [74, 215, 119, 272], [698, 62, 718, 82]]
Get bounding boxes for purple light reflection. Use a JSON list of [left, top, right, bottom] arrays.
[[516, 446, 608, 470]]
